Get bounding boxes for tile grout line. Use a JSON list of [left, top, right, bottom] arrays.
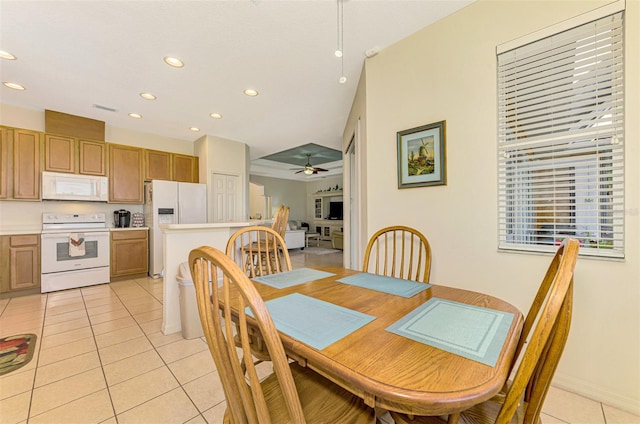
[[80, 285, 119, 424], [130, 277, 226, 423], [102, 279, 203, 422], [22, 292, 48, 424], [24, 290, 107, 422]]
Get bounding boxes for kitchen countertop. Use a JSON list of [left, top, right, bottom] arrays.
[[110, 227, 149, 232], [0, 226, 42, 236], [159, 221, 252, 231]]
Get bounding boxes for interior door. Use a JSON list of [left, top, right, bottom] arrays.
[[211, 173, 239, 222]]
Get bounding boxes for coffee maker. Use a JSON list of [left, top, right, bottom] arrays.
[[114, 209, 131, 228]]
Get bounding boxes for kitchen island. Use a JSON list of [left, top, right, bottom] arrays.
[[159, 221, 252, 335]]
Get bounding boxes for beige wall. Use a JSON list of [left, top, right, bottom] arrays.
[[0, 103, 195, 155], [250, 175, 308, 221], [342, 66, 367, 268], [0, 103, 196, 227], [194, 134, 249, 221], [358, 0, 639, 414]]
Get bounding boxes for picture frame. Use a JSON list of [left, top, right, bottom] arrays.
[[397, 120, 446, 189]]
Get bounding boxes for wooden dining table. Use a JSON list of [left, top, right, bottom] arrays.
[[235, 266, 524, 417]]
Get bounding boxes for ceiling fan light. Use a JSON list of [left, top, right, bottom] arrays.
[[303, 168, 314, 175]]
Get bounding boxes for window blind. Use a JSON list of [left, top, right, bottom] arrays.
[[497, 12, 625, 258]]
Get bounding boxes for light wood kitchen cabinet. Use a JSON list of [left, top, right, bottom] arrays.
[[110, 230, 148, 279], [144, 149, 171, 181], [44, 134, 76, 173], [0, 127, 8, 199], [12, 129, 41, 200], [79, 139, 107, 176], [0, 234, 41, 293], [108, 143, 144, 203], [173, 153, 198, 183], [44, 134, 106, 176]]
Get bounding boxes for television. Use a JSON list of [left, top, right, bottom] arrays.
[[329, 201, 343, 220]]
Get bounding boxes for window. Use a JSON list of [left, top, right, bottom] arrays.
[[497, 11, 625, 258]]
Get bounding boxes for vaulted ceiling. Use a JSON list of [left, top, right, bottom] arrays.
[[0, 0, 473, 180]]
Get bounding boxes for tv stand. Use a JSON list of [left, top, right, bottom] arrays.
[[312, 191, 343, 241]]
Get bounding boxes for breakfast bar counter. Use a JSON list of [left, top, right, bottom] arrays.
[[160, 221, 252, 335]]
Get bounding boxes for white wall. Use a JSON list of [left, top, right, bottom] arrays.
[[357, 0, 639, 414]]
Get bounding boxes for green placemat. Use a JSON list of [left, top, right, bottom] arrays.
[[386, 298, 514, 366], [337, 272, 430, 297], [248, 293, 375, 350], [252, 268, 335, 289]]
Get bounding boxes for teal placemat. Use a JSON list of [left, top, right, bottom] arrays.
[[252, 268, 335, 289], [337, 272, 430, 298], [386, 298, 515, 367], [248, 293, 375, 350]]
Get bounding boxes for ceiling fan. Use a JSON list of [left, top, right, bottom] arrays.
[[294, 154, 329, 175]]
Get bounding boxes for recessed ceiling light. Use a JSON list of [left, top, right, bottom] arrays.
[[0, 50, 16, 60], [3, 82, 25, 90], [334, 50, 343, 58], [164, 56, 184, 68], [243, 89, 258, 97], [189, 127, 200, 132], [129, 113, 142, 119], [140, 92, 156, 100], [209, 113, 222, 119], [339, 76, 347, 84]]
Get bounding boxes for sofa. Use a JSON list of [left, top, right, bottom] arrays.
[[284, 224, 306, 250]]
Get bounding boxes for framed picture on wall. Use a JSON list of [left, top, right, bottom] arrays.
[[397, 120, 446, 188]]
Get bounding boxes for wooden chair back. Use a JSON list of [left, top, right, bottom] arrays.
[[189, 246, 306, 423], [362, 225, 432, 283], [495, 238, 580, 423], [227, 226, 292, 278], [271, 205, 290, 238]]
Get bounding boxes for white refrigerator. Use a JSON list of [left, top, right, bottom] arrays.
[[144, 180, 207, 278]]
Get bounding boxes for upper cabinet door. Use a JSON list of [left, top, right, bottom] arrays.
[[144, 149, 171, 181], [0, 128, 8, 199], [109, 143, 143, 203], [79, 139, 106, 176], [173, 154, 197, 183], [44, 134, 76, 173], [13, 129, 41, 200]]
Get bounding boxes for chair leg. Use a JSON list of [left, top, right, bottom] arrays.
[[447, 412, 460, 424]]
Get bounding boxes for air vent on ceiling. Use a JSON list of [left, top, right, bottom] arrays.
[[93, 104, 117, 112]]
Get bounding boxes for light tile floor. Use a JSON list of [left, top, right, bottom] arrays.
[[0, 245, 638, 423]]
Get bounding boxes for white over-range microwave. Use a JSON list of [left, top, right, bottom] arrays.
[[42, 171, 108, 202]]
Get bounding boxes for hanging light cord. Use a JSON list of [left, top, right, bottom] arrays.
[[338, 0, 346, 83]]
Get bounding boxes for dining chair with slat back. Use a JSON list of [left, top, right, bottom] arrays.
[[363, 226, 432, 283], [227, 226, 292, 365], [228, 226, 292, 278], [189, 245, 377, 423], [271, 205, 290, 238], [390, 238, 580, 424]]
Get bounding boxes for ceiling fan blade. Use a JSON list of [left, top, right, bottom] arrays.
[[314, 167, 329, 172], [294, 169, 304, 174]]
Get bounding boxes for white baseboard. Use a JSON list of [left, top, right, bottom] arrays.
[[552, 373, 640, 416]]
